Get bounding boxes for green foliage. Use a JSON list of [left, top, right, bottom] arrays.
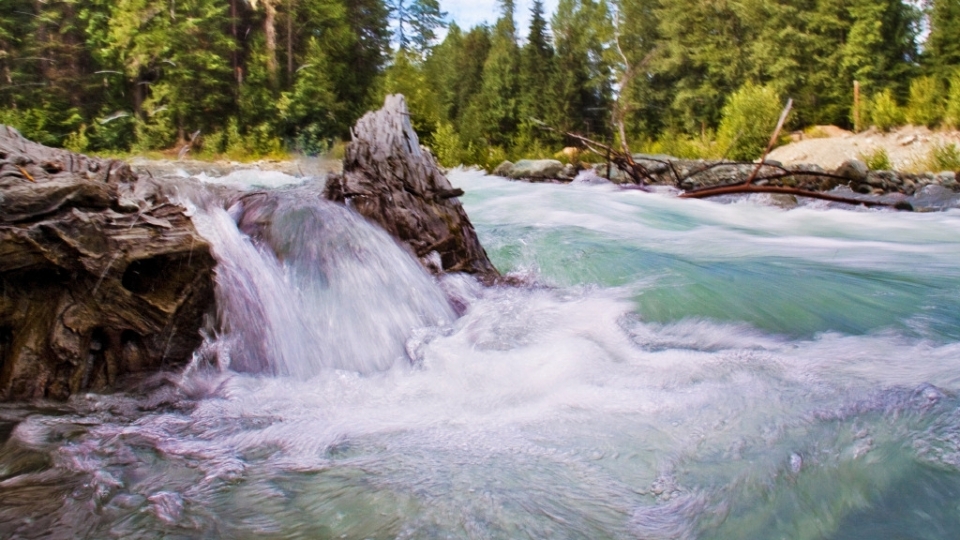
[[64, 125, 91, 153], [925, 0, 960, 79], [928, 143, 960, 172], [388, 0, 447, 54], [643, 130, 720, 160], [0, 0, 947, 166], [473, 0, 521, 146], [480, 145, 509, 172], [429, 122, 464, 167], [944, 70, 960, 129], [859, 147, 891, 170], [382, 49, 441, 135], [717, 83, 784, 161], [905, 76, 944, 127], [865, 89, 905, 131]]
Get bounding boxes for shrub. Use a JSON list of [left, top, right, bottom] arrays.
[[429, 122, 463, 167], [929, 143, 960, 172], [859, 147, 891, 171], [648, 131, 721, 160], [63, 124, 90, 153], [905, 76, 944, 128], [866, 89, 904, 132], [481, 146, 508, 172], [717, 83, 784, 161]]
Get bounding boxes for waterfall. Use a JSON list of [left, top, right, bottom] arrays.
[[182, 180, 455, 377]]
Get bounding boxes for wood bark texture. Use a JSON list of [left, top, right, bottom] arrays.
[[324, 94, 500, 283], [0, 126, 215, 401]]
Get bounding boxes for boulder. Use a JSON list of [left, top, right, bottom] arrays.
[[834, 159, 868, 182], [508, 159, 564, 180], [0, 126, 216, 401], [324, 95, 499, 283], [492, 160, 514, 177]]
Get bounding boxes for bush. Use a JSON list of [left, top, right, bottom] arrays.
[[859, 147, 891, 171], [63, 124, 90, 153], [480, 146, 508, 172], [866, 89, 904, 132], [717, 83, 784, 161], [429, 122, 463, 167], [905, 76, 944, 128], [929, 143, 960, 172], [647, 131, 721, 160]]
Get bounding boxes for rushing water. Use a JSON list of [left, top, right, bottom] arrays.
[[3, 168, 960, 539]]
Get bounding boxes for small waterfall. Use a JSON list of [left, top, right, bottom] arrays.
[[183, 180, 455, 378]]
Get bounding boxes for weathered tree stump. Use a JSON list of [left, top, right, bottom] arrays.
[[0, 126, 215, 401], [324, 94, 500, 283]]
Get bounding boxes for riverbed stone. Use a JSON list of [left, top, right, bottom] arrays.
[[508, 159, 564, 180], [492, 160, 514, 177], [835, 159, 869, 182]]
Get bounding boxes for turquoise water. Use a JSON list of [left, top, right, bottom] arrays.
[[1, 170, 960, 539]]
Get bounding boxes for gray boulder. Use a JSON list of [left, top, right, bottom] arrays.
[[492, 160, 514, 177], [508, 159, 564, 180], [835, 159, 869, 182]]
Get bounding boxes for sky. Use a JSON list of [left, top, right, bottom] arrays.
[[440, 0, 560, 35]]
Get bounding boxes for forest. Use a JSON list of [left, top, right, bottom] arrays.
[[1, 0, 958, 166]]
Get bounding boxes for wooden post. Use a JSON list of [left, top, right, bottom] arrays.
[[853, 80, 861, 133]]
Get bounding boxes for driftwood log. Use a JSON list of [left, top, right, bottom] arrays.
[[0, 126, 215, 401], [325, 94, 500, 283]]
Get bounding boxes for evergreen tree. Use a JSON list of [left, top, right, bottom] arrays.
[[388, 0, 447, 54], [472, 0, 521, 147], [104, 0, 235, 148], [925, 0, 960, 79], [841, 0, 920, 97], [517, 0, 558, 147], [552, 0, 614, 138], [652, 0, 751, 133]]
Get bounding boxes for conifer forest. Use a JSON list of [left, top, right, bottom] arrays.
[[1, 0, 958, 165]]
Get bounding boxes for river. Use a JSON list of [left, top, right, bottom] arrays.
[[2, 168, 960, 539]]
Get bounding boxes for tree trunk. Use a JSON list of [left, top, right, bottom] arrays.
[[324, 95, 501, 283], [286, 0, 294, 80], [0, 125, 216, 401], [264, 0, 278, 85]]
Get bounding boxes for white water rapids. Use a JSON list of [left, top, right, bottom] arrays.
[[2, 168, 960, 539]]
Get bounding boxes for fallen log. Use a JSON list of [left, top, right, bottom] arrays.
[[0, 126, 216, 401]]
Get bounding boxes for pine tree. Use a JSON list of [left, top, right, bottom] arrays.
[[552, 0, 614, 138], [517, 0, 558, 147], [472, 0, 521, 147], [925, 0, 960, 79], [388, 0, 447, 54]]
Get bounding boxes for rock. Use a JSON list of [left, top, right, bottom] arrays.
[[763, 193, 799, 209], [323, 95, 499, 283], [835, 159, 868, 182], [0, 125, 216, 401], [492, 160, 514, 177], [558, 163, 578, 181], [897, 135, 917, 146], [937, 171, 957, 191], [508, 159, 563, 180]]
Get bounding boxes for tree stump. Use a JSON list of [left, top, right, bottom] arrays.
[[0, 126, 215, 401], [324, 94, 500, 283]]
